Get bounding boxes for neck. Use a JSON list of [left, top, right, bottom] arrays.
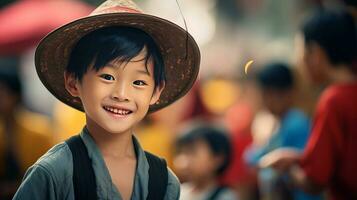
[[329, 65, 357, 84], [85, 117, 135, 159], [192, 176, 217, 192], [276, 93, 293, 119], [277, 109, 289, 119]]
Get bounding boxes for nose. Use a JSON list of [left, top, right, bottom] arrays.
[[111, 81, 130, 102]]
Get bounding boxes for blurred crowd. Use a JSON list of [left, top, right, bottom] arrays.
[[0, 0, 356, 200]]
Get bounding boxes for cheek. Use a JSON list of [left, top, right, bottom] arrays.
[[303, 53, 319, 75], [305, 63, 324, 83], [190, 150, 217, 173], [78, 81, 107, 107], [303, 52, 315, 72], [135, 89, 156, 106]]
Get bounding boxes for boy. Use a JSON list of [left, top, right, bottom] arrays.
[[260, 9, 357, 200], [13, 0, 200, 199], [246, 62, 321, 200], [174, 124, 237, 200]]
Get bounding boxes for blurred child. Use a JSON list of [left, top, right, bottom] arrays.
[[0, 58, 52, 199], [246, 62, 322, 200], [175, 124, 237, 200]]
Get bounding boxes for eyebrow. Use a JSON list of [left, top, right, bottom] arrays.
[[136, 69, 150, 76]]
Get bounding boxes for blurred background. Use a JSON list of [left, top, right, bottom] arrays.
[[0, 0, 356, 199]]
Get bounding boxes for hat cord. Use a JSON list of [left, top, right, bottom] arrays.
[[175, 0, 189, 60]]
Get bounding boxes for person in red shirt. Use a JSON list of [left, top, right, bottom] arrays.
[[260, 9, 357, 200]]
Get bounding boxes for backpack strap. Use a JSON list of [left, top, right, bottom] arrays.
[[145, 151, 168, 200], [65, 135, 97, 200]]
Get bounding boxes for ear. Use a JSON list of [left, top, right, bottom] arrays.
[[64, 72, 80, 97], [150, 82, 165, 105]]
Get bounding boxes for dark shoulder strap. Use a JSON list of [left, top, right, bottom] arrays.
[[65, 135, 97, 200], [145, 151, 168, 200], [207, 186, 226, 200]]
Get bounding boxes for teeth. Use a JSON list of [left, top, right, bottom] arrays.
[[104, 106, 130, 115]]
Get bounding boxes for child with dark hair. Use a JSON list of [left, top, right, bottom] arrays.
[[174, 124, 237, 200], [300, 9, 357, 83], [13, 0, 200, 199], [261, 9, 357, 200], [246, 62, 322, 200]]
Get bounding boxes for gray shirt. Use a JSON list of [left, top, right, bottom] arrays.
[[13, 128, 180, 200]]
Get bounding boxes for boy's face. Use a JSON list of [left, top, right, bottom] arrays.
[[261, 88, 292, 117], [174, 140, 223, 183], [296, 33, 329, 85], [65, 48, 164, 135]]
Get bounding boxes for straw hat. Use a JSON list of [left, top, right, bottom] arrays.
[[35, 0, 200, 113]]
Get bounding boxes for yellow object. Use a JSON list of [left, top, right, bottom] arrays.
[[135, 123, 174, 168], [52, 102, 86, 142], [200, 78, 239, 115], [0, 108, 53, 176]]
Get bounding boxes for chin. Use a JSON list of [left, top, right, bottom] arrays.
[[103, 126, 133, 135]]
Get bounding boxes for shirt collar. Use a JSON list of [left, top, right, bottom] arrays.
[[80, 126, 149, 200]]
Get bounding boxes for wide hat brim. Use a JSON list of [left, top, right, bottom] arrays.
[[35, 12, 200, 113]]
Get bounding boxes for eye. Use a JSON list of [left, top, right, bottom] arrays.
[[100, 74, 115, 81], [133, 80, 147, 86]]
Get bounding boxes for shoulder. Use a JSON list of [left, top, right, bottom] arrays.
[[285, 109, 309, 122], [317, 84, 353, 108], [280, 109, 311, 147], [36, 142, 73, 168], [14, 142, 74, 199], [34, 142, 73, 185], [165, 168, 181, 200], [283, 109, 310, 130], [13, 164, 57, 199], [313, 84, 355, 119]]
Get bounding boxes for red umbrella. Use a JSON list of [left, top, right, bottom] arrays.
[[0, 0, 93, 55]]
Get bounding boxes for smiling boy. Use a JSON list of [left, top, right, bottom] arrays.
[[13, 1, 200, 200]]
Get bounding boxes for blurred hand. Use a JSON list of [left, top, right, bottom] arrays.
[[259, 148, 301, 172]]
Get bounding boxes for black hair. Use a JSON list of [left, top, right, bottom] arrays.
[[0, 57, 22, 95], [302, 9, 357, 66], [176, 124, 232, 176], [257, 62, 294, 90], [66, 26, 166, 87]]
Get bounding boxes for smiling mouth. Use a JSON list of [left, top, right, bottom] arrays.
[[103, 106, 133, 115]]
